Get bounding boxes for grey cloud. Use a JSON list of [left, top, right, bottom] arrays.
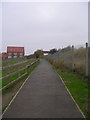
[[2, 2, 88, 54]]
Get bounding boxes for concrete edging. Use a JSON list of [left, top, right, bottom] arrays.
[[2, 73, 30, 118], [2, 60, 39, 118], [54, 69, 86, 119]]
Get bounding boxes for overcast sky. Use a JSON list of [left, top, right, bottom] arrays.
[[2, 1, 88, 55]]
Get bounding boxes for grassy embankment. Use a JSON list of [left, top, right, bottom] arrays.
[[0, 58, 36, 88], [46, 58, 88, 118], [2, 58, 40, 112], [0, 58, 35, 77]]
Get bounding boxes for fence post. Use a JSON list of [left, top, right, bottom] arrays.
[[8, 62, 10, 84], [86, 42, 88, 77], [18, 58, 20, 77], [72, 45, 74, 71], [25, 60, 27, 73]]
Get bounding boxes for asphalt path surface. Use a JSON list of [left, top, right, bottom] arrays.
[[3, 60, 84, 118]]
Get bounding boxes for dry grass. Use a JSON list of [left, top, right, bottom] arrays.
[[46, 47, 87, 76], [53, 60, 65, 71]]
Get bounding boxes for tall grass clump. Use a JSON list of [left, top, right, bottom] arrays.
[[46, 57, 65, 72], [74, 47, 86, 75], [53, 60, 65, 71], [46, 46, 87, 77]]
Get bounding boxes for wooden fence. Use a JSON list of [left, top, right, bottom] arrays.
[[0, 59, 39, 90]]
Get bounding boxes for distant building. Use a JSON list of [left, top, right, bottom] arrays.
[[43, 51, 50, 56], [7, 46, 24, 59], [0, 52, 8, 59]]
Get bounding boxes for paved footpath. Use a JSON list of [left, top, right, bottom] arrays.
[[3, 60, 84, 118]]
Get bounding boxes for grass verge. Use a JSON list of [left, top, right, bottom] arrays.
[[0, 58, 37, 89], [46, 57, 88, 118], [53, 66, 88, 118], [1, 58, 36, 78], [2, 59, 40, 113]]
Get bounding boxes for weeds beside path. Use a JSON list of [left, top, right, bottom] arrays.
[[2, 59, 40, 113], [45, 57, 88, 118], [3, 59, 84, 118], [52, 66, 88, 118]]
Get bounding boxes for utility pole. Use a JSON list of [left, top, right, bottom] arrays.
[[86, 42, 88, 77], [72, 45, 74, 71]]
